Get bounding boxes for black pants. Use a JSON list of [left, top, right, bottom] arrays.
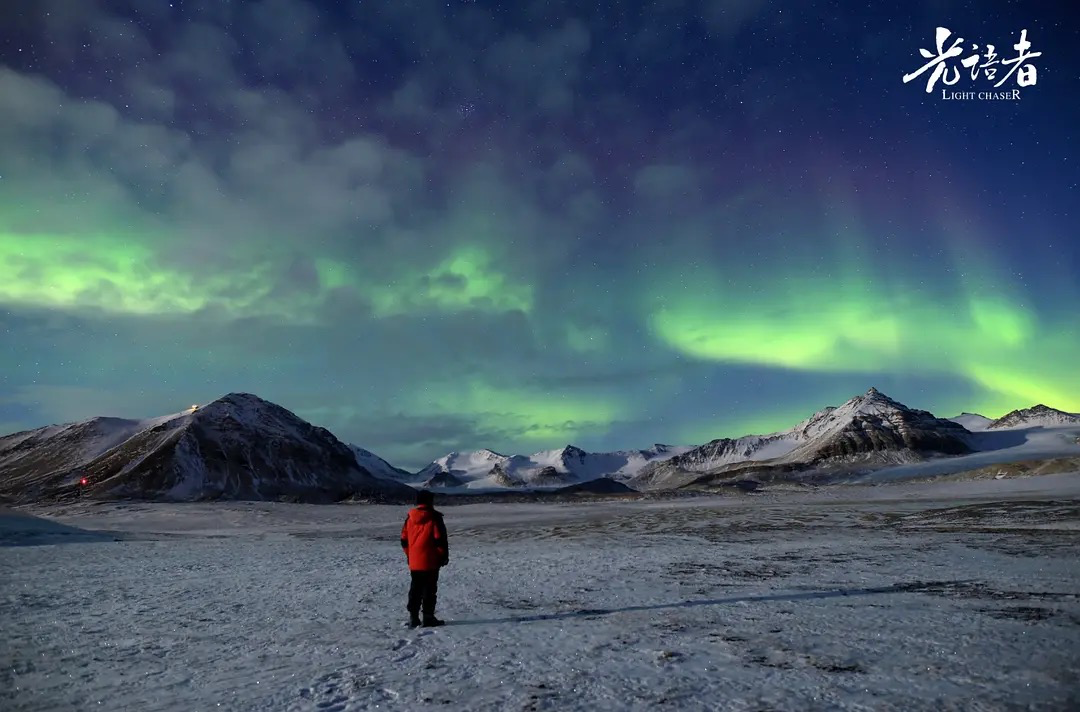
[[407, 569, 439, 617]]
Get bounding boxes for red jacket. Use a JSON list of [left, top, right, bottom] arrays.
[[400, 505, 449, 571]]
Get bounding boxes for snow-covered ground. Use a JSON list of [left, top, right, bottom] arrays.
[[3, 474, 1079, 711]]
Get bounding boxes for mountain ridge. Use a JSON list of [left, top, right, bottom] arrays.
[[411, 441, 692, 490], [986, 404, 1080, 430], [629, 387, 973, 490], [3, 388, 1078, 499]]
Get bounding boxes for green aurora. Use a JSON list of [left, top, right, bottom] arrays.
[[5, 219, 1076, 456], [1, 3, 1077, 468]]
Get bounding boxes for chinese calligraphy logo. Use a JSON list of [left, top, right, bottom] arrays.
[[903, 27, 1041, 100]]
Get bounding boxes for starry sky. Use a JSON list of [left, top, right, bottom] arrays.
[[1, 0, 1077, 469]]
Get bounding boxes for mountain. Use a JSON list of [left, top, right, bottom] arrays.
[[949, 413, 993, 431], [412, 390, 985, 491], [404, 392, 1078, 493], [416, 449, 509, 482], [552, 477, 637, 495], [486, 462, 523, 488], [986, 405, 1080, 430], [349, 445, 413, 481], [632, 388, 972, 489], [0, 415, 166, 488], [531, 443, 693, 482], [7, 388, 1075, 500], [529, 465, 575, 487], [423, 470, 468, 489], [413, 443, 689, 490], [0, 394, 413, 503], [782, 387, 971, 461]]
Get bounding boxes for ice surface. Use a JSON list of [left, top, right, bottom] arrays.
[[3, 474, 1079, 711]]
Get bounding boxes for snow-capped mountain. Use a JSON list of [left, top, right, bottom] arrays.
[[986, 405, 1080, 430], [414, 443, 690, 490], [349, 445, 413, 481], [781, 387, 971, 461], [632, 388, 971, 489], [0, 394, 413, 503], [949, 413, 993, 431], [5, 388, 1076, 499], [404, 392, 1077, 492], [416, 449, 509, 484]]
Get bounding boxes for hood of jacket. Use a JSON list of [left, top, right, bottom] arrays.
[[408, 505, 437, 525]]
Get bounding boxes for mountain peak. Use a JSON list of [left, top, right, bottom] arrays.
[[193, 393, 275, 418], [987, 404, 1080, 430], [824, 388, 910, 420], [213, 392, 269, 406], [792, 388, 930, 443], [858, 387, 899, 404], [948, 412, 993, 432]]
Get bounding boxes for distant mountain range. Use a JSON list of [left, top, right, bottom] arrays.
[[982, 404, 1080, 430], [947, 405, 1080, 432], [2, 388, 1078, 503], [409, 443, 691, 490], [395, 389, 1080, 492]]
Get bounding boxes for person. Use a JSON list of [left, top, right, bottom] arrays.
[[400, 489, 449, 627]]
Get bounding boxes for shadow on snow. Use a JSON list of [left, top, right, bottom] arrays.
[[0, 507, 119, 547], [446, 580, 974, 626]]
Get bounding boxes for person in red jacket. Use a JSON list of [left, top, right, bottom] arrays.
[[400, 489, 449, 627]]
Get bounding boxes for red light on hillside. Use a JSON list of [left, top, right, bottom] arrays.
[[80, 478, 88, 486]]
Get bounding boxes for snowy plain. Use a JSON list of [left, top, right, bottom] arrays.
[[3, 474, 1079, 711]]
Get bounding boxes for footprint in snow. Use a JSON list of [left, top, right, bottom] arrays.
[[315, 694, 348, 712]]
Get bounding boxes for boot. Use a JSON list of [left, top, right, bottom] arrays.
[[422, 614, 445, 627], [408, 612, 422, 628]]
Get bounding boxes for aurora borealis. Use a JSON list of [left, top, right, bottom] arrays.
[[1, 1, 1077, 468]]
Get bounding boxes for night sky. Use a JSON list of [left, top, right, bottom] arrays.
[[1, 1, 1077, 469]]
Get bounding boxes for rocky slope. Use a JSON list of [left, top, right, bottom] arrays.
[[349, 445, 413, 481]]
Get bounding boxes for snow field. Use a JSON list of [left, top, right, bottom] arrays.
[[3, 478, 1079, 711]]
